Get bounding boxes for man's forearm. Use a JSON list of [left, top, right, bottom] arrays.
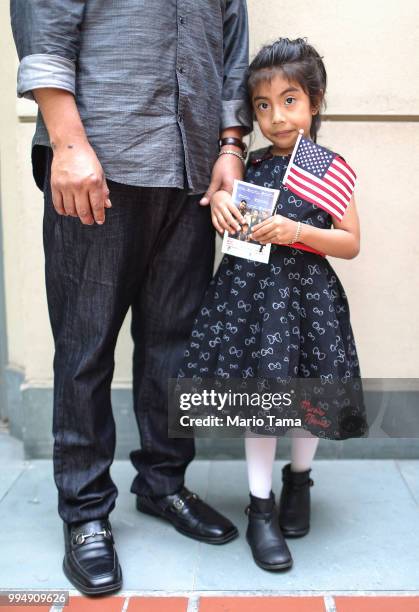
[[33, 88, 88, 150]]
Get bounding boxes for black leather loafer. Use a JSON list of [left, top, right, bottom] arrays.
[[136, 486, 238, 544], [63, 519, 122, 596]]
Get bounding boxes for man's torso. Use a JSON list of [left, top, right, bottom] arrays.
[[33, 0, 228, 192]]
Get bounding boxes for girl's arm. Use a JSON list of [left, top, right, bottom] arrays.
[[251, 195, 360, 260]]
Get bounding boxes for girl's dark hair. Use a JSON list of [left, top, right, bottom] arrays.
[[247, 37, 327, 142]]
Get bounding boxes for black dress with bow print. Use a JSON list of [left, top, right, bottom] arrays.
[[179, 148, 368, 440]]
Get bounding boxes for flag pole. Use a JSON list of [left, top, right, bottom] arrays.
[[282, 128, 304, 185], [261, 129, 305, 252]]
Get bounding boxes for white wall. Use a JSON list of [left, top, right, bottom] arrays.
[[1, 0, 418, 388]]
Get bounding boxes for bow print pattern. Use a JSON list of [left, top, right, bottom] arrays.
[[179, 153, 367, 441]]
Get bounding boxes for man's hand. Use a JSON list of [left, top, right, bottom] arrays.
[[200, 150, 244, 206], [51, 140, 111, 225], [32, 88, 111, 225]]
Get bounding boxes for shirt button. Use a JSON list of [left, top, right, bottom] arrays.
[[178, 66, 184, 74], [179, 16, 184, 25], [178, 114, 183, 123]]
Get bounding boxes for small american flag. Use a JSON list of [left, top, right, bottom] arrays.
[[282, 133, 357, 221]]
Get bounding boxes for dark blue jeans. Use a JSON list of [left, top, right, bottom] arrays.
[[42, 149, 215, 523]]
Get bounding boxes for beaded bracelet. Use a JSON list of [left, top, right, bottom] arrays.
[[218, 149, 246, 164], [289, 221, 302, 245]]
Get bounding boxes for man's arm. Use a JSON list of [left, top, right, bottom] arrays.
[[200, 0, 253, 205], [220, 0, 252, 137], [11, 0, 86, 100], [33, 89, 111, 224], [10, 0, 110, 225]]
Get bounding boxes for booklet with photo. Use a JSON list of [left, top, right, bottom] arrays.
[[221, 179, 280, 264]]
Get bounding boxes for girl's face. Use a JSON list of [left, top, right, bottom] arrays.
[[251, 71, 319, 155]]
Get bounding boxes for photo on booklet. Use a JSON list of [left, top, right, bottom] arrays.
[[221, 179, 280, 264]]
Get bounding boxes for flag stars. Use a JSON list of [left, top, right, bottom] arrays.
[[293, 136, 336, 178]]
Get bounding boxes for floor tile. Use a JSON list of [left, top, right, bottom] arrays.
[[0, 432, 26, 501], [396, 460, 419, 506], [0, 607, 50, 612], [334, 596, 419, 611], [0, 460, 209, 591], [0, 463, 26, 502], [65, 595, 126, 611], [127, 596, 188, 612], [193, 459, 419, 591], [112, 460, 208, 591], [199, 596, 326, 612], [0, 455, 418, 595]]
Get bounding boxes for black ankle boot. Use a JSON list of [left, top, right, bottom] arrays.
[[245, 491, 293, 572], [278, 463, 314, 538]]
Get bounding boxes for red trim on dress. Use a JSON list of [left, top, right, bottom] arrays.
[[278, 241, 325, 257]]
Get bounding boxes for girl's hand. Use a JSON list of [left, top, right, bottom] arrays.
[[251, 214, 298, 245], [210, 190, 245, 236]]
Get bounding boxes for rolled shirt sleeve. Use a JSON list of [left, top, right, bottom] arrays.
[[10, 0, 86, 100], [221, 0, 253, 133]]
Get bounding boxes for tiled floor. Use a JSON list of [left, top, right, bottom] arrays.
[[3, 595, 419, 611], [0, 433, 418, 611]]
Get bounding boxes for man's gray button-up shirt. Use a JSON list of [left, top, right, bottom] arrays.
[[11, 0, 253, 194]]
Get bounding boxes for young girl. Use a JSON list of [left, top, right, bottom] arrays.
[[179, 38, 368, 571]]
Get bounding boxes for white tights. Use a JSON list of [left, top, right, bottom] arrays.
[[245, 428, 319, 499]]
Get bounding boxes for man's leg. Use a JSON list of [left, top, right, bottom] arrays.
[[43, 152, 192, 591], [129, 190, 215, 496], [43, 150, 149, 524], [129, 191, 238, 544]]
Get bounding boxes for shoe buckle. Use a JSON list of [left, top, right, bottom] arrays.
[[72, 529, 109, 546], [173, 498, 185, 512], [185, 492, 198, 501]]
